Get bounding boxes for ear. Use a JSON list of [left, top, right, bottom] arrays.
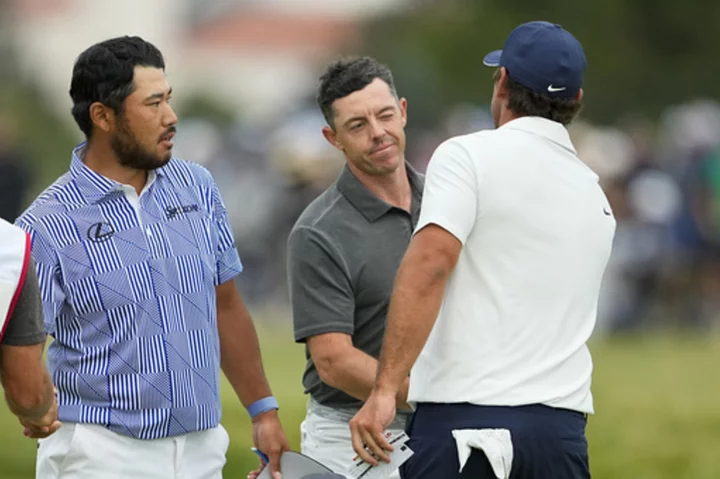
[[322, 125, 343, 152], [399, 97, 408, 128], [495, 67, 510, 99], [575, 88, 584, 101], [89, 102, 114, 134]]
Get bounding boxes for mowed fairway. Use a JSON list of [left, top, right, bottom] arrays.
[[1, 322, 718, 478]]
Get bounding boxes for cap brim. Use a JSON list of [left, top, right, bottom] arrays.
[[483, 50, 502, 67]]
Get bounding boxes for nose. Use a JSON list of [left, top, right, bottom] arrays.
[[367, 117, 384, 140], [164, 104, 178, 127]]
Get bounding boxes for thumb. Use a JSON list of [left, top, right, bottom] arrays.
[[269, 450, 282, 479]]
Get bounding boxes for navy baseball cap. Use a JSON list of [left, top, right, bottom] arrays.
[[483, 21, 587, 99]]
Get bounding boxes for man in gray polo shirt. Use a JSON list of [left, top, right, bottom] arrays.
[[287, 57, 422, 477]]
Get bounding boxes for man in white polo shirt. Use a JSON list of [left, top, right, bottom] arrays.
[[350, 21, 616, 478]]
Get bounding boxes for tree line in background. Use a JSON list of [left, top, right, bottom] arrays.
[[362, 0, 720, 127], [2, 0, 719, 197]]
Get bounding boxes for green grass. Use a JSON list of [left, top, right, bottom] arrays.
[[1, 327, 718, 478]]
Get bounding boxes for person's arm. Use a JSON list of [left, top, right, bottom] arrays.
[[216, 280, 277, 407], [350, 138, 481, 464], [0, 343, 57, 430], [208, 178, 287, 479], [0, 257, 60, 438], [308, 333, 410, 409], [373, 226, 461, 395], [288, 226, 410, 409]]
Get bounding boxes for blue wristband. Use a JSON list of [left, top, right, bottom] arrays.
[[247, 396, 279, 420]]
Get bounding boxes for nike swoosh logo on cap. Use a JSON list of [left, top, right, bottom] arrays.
[[547, 85, 567, 92]]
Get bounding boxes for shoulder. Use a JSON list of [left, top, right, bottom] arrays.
[[440, 130, 498, 152], [288, 185, 352, 253], [159, 158, 216, 189], [15, 172, 75, 238], [0, 218, 26, 240], [291, 184, 348, 233], [427, 132, 493, 172]]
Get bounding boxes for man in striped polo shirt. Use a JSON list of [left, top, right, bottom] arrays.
[[16, 36, 288, 479]]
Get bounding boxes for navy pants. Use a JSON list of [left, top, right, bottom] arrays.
[[400, 403, 590, 479]]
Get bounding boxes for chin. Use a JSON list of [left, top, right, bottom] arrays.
[[157, 152, 172, 166], [379, 155, 402, 171]]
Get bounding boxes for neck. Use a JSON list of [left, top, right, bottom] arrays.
[[349, 160, 412, 212], [83, 138, 148, 195], [497, 109, 523, 128]]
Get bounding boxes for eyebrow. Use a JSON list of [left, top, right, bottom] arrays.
[[144, 88, 172, 102], [343, 105, 396, 128]]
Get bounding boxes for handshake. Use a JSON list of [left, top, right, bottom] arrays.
[[17, 388, 62, 440]]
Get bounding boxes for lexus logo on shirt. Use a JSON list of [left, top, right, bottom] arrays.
[[87, 222, 115, 243]]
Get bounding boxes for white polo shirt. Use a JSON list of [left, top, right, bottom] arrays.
[[408, 116, 616, 414]]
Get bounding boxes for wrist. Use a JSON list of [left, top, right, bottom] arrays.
[[374, 379, 400, 397], [247, 396, 279, 421]]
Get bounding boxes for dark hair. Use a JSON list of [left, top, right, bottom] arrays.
[[317, 56, 397, 129], [69, 36, 165, 138], [495, 70, 583, 126]]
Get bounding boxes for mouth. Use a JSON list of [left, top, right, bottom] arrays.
[[159, 131, 175, 148], [370, 143, 395, 156]]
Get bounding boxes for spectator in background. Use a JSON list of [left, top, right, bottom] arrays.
[[689, 146, 720, 326], [0, 115, 31, 222]]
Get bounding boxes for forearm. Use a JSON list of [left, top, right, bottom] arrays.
[[1, 353, 54, 420], [320, 347, 409, 408], [217, 301, 273, 407], [375, 248, 451, 395]]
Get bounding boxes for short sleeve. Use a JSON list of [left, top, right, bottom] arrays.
[[1, 258, 46, 346], [287, 226, 355, 343], [210, 181, 243, 285], [415, 138, 480, 244], [18, 225, 65, 336]]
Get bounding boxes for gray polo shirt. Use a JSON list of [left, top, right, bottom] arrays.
[[288, 164, 423, 409]]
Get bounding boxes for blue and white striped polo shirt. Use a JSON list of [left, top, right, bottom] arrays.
[[16, 144, 243, 440]]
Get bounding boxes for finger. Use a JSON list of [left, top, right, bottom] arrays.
[[350, 421, 376, 466], [47, 421, 62, 435], [24, 428, 51, 439], [362, 429, 391, 464], [267, 444, 283, 479], [373, 429, 395, 454]]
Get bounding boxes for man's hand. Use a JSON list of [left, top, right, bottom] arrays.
[[19, 395, 61, 439], [248, 410, 289, 479], [349, 390, 397, 467]]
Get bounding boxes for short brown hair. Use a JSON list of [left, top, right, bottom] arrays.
[[317, 57, 397, 130], [495, 70, 583, 126]]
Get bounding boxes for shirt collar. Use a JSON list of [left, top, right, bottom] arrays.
[[337, 162, 424, 223], [70, 142, 165, 204], [499, 116, 577, 154]]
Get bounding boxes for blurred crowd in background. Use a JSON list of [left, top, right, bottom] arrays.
[[1, 0, 719, 336]]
